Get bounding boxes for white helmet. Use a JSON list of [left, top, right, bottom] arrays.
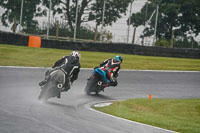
[[71, 51, 81, 59]]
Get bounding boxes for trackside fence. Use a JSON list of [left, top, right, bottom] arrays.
[[0, 31, 199, 59]]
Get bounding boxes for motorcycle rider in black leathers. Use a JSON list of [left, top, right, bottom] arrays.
[[39, 51, 81, 97], [96, 55, 123, 87]]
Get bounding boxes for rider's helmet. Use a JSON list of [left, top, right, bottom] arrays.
[[114, 55, 123, 63], [71, 51, 81, 60]]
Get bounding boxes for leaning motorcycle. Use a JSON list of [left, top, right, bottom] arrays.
[[38, 69, 68, 101], [85, 68, 109, 95]]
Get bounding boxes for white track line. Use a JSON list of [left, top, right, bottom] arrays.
[[0, 66, 50, 69], [0, 66, 199, 72]]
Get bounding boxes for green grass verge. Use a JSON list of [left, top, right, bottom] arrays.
[[0, 44, 200, 71], [94, 99, 200, 133]]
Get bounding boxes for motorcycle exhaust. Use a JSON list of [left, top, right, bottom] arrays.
[[97, 81, 102, 86], [57, 84, 63, 89]]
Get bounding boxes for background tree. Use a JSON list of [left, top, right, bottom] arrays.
[[129, 0, 200, 46], [37, 21, 100, 40], [1, 0, 132, 40], [40, 0, 131, 38], [0, 0, 41, 33], [89, 0, 131, 41]]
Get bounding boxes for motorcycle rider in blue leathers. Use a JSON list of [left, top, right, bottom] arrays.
[[95, 55, 123, 87]]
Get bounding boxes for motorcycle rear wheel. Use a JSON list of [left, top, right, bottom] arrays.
[[38, 80, 60, 101], [85, 77, 97, 95]]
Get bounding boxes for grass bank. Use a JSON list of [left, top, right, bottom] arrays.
[[94, 98, 200, 133], [0, 44, 200, 71]]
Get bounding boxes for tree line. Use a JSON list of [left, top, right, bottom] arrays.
[[130, 0, 200, 48]]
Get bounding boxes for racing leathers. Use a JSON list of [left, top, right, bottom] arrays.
[[39, 56, 81, 92], [98, 58, 121, 86]]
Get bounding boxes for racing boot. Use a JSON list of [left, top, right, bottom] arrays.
[[108, 81, 118, 87], [57, 92, 61, 98], [62, 83, 71, 92], [39, 75, 51, 86], [39, 80, 47, 86]]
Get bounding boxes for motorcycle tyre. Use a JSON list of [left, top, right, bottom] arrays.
[[38, 80, 59, 102], [85, 77, 97, 95]]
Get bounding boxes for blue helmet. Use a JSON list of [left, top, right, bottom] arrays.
[[114, 55, 123, 63]]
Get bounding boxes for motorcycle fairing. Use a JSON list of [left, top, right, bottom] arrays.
[[94, 68, 110, 83], [49, 69, 65, 85]]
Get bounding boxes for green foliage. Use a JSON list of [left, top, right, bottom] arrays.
[[77, 26, 99, 40], [40, 0, 131, 32], [89, 0, 131, 26], [130, 0, 200, 41], [37, 22, 100, 40], [155, 39, 170, 48], [0, 0, 131, 39], [155, 37, 200, 49], [174, 37, 200, 49], [0, 0, 40, 33]]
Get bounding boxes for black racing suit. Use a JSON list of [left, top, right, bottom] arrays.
[[45, 56, 81, 91], [99, 58, 121, 86]]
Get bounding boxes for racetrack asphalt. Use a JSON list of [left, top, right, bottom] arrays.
[[0, 66, 199, 133]]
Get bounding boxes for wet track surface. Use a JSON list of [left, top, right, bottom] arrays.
[[0, 67, 200, 133]]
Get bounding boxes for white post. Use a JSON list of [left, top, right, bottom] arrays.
[[19, 0, 24, 32], [145, 2, 148, 24], [100, 0, 106, 42], [74, 0, 79, 42], [127, 0, 133, 44], [152, 4, 159, 46], [47, 0, 52, 39]]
